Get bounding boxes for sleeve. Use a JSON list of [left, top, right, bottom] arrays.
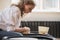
[[11, 6, 21, 28], [0, 6, 21, 31]]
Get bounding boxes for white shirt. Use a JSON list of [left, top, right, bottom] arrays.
[[0, 6, 21, 31]]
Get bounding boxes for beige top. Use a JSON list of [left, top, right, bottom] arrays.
[[0, 6, 21, 31]]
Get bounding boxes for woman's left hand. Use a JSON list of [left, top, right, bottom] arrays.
[[23, 27, 30, 34]]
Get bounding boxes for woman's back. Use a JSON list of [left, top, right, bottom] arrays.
[[0, 6, 21, 31]]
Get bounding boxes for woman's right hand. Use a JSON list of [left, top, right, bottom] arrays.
[[14, 27, 30, 34], [14, 27, 24, 32]]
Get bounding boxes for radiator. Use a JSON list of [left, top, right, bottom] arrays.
[[21, 21, 60, 38]]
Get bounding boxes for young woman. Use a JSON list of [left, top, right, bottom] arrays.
[[0, 0, 35, 34]]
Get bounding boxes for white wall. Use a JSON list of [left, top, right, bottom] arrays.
[[0, 0, 11, 12], [22, 12, 60, 21]]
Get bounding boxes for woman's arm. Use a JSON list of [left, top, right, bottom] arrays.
[[0, 6, 21, 31]]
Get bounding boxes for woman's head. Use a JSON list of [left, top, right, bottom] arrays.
[[23, 0, 35, 13], [12, 0, 35, 13], [11, 0, 35, 16]]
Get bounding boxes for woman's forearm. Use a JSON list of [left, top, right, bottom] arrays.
[[14, 28, 24, 33]]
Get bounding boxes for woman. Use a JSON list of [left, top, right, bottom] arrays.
[[0, 0, 35, 34]]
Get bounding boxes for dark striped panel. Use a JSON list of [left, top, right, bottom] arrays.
[[21, 21, 60, 38]]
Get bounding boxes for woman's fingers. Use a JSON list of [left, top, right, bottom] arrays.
[[15, 27, 30, 34], [24, 27, 30, 30], [23, 27, 30, 34]]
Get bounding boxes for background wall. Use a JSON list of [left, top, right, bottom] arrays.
[[22, 12, 60, 21], [0, 0, 11, 12]]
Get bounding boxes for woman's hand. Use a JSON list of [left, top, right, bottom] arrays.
[[14, 27, 30, 34], [14, 27, 24, 32], [22, 27, 30, 34]]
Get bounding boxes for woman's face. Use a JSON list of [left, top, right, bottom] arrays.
[[24, 5, 35, 13]]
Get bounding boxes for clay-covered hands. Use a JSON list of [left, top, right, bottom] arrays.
[[14, 27, 30, 34], [22, 27, 30, 34]]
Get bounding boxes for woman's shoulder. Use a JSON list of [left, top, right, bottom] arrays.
[[11, 6, 20, 12], [2, 6, 21, 13], [11, 6, 21, 17]]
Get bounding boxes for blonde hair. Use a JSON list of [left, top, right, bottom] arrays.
[[11, 0, 35, 8], [11, 0, 35, 16], [20, 0, 35, 6]]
